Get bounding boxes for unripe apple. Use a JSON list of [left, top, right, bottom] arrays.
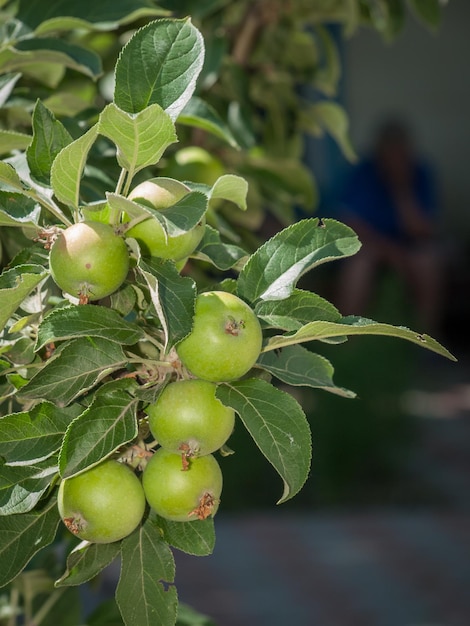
[[49, 221, 129, 302], [142, 448, 223, 522], [58, 460, 146, 543], [177, 291, 263, 382], [146, 379, 235, 457], [125, 178, 205, 261]]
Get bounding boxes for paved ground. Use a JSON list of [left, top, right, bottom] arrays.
[[173, 395, 470, 626], [174, 511, 470, 626]]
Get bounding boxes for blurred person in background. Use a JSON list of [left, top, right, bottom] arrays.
[[336, 119, 442, 335]]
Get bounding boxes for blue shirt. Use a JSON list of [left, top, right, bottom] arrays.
[[340, 159, 436, 243]]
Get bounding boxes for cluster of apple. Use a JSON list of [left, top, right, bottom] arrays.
[[48, 178, 204, 304], [51, 180, 263, 543]]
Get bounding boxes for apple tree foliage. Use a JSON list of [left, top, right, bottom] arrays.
[[0, 4, 451, 626]]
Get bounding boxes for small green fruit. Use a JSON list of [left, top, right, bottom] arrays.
[[125, 179, 205, 261], [49, 221, 129, 302], [146, 379, 235, 457], [177, 291, 263, 382], [142, 448, 223, 522], [58, 460, 146, 544]]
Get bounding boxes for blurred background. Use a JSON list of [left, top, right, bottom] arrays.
[[2, 1, 469, 624], [171, 3, 470, 624]]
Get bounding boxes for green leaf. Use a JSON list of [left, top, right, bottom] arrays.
[[50, 124, 99, 208], [0, 41, 101, 80], [55, 540, 120, 587], [15, 37, 101, 77], [35, 305, 144, 351], [263, 316, 456, 361], [18, 0, 167, 31], [116, 515, 178, 626], [255, 289, 340, 331], [408, 0, 440, 29], [0, 130, 31, 155], [114, 18, 204, 120], [238, 219, 361, 304], [99, 103, 177, 176], [0, 72, 21, 107], [0, 191, 41, 227], [216, 379, 312, 504], [257, 345, 355, 398], [139, 258, 196, 351], [0, 160, 24, 191], [0, 264, 48, 333], [0, 458, 58, 515], [193, 225, 248, 271], [27, 100, 72, 187], [309, 102, 356, 162], [59, 380, 139, 478], [20, 337, 128, 406], [0, 402, 80, 465], [210, 174, 248, 210], [155, 514, 215, 556], [178, 97, 239, 148], [0, 497, 59, 588]]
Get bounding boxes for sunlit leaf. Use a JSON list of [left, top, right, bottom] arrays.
[[262, 316, 456, 361], [50, 125, 99, 208], [114, 18, 204, 120], [99, 103, 177, 176], [238, 219, 360, 303]]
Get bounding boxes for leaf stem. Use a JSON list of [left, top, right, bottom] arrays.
[[126, 357, 173, 368], [28, 191, 72, 227], [110, 168, 129, 225], [1, 363, 43, 377], [115, 168, 127, 196], [143, 332, 164, 351], [122, 170, 134, 197]]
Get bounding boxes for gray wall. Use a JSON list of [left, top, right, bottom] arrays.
[[343, 1, 470, 239]]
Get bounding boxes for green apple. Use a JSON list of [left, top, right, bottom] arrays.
[[58, 460, 146, 543], [49, 221, 129, 302], [176, 291, 263, 382], [125, 178, 205, 261]]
